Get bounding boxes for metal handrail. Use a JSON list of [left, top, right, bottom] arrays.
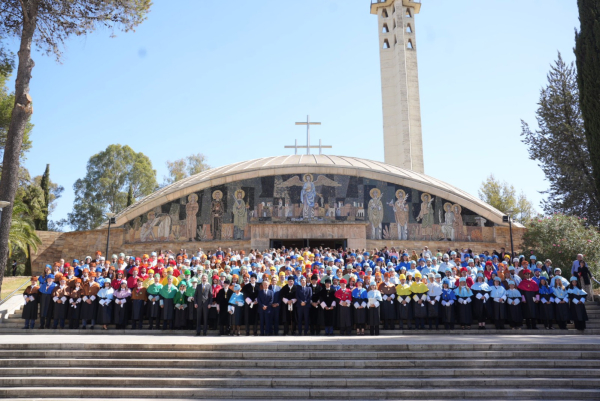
[[0, 278, 30, 306]]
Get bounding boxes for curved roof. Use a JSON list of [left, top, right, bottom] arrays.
[[104, 155, 515, 228]]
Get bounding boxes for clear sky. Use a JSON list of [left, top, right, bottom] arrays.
[[6, 0, 580, 225]]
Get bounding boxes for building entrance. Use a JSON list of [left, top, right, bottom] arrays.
[[270, 239, 347, 250]]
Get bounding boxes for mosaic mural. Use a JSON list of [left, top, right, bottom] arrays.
[[122, 174, 495, 243]]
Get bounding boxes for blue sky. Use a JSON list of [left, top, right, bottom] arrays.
[[6, 0, 580, 225]]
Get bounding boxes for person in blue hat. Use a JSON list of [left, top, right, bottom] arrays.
[[453, 277, 473, 330], [38, 274, 57, 327], [440, 278, 456, 330], [352, 279, 368, 335], [552, 277, 569, 330], [227, 283, 244, 336], [490, 276, 507, 330], [505, 280, 523, 330], [96, 279, 114, 330], [471, 273, 491, 330], [537, 277, 554, 330], [568, 276, 588, 331]]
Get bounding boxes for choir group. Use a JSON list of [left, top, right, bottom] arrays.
[[20, 247, 591, 335]]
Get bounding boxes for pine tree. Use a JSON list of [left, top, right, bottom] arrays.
[[575, 0, 600, 201], [521, 53, 600, 224]]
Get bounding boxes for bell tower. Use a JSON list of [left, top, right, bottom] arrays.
[[371, 0, 424, 173]]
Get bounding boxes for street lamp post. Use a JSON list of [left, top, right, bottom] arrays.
[[504, 210, 515, 261], [105, 213, 116, 259]]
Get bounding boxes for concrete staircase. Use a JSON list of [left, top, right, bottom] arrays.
[[2, 301, 599, 335], [0, 341, 599, 399]]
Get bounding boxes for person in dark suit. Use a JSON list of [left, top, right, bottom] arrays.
[[296, 276, 312, 335], [319, 278, 337, 336], [280, 276, 297, 335], [257, 281, 274, 336], [215, 280, 233, 336], [269, 275, 281, 335], [194, 274, 213, 336], [309, 274, 322, 335], [242, 273, 259, 336]]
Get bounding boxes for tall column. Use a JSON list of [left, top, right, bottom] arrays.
[[371, 0, 424, 173]]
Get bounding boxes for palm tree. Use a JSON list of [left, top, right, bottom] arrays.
[[8, 199, 41, 257]]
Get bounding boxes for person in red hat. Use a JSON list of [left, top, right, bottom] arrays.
[[111, 270, 125, 291], [518, 268, 540, 329], [454, 267, 474, 288]]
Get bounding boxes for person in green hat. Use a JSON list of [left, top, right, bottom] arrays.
[[173, 282, 188, 330], [159, 275, 178, 330], [180, 269, 192, 289], [146, 274, 163, 330]]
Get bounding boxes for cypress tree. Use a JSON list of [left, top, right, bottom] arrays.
[[575, 0, 600, 201], [126, 184, 134, 207], [36, 164, 50, 231]]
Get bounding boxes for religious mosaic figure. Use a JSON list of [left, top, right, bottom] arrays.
[[452, 204, 463, 241], [185, 194, 199, 241], [232, 189, 248, 239], [211, 190, 224, 240], [278, 174, 340, 220], [439, 202, 455, 241], [389, 189, 409, 240], [140, 209, 171, 242], [416, 193, 435, 240], [368, 188, 384, 239]]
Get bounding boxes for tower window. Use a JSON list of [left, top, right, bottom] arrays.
[[406, 24, 412, 33], [382, 23, 389, 33], [393, 19, 396, 29], [382, 8, 388, 18], [406, 8, 412, 18], [407, 39, 414, 50], [394, 36, 398, 45], [383, 39, 390, 49]]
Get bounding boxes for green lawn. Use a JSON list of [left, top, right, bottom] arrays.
[[0, 276, 29, 300]]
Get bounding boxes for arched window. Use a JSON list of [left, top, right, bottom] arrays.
[[383, 39, 390, 49], [406, 8, 412, 18], [382, 8, 388, 18], [382, 23, 389, 33], [407, 39, 414, 50], [406, 24, 412, 33]]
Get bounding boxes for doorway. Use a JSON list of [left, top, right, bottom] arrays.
[[270, 239, 347, 250]]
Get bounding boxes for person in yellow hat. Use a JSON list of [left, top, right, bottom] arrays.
[[411, 272, 429, 330], [395, 274, 412, 330]]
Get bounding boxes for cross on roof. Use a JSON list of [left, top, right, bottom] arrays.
[[284, 115, 333, 155]]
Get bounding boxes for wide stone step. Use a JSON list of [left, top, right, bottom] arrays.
[[2, 367, 599, 378], [1, 358, 598, 369], [2, 327, 599, 335], [3, 376, 600, 389], [1, 387, 599, 399], [0, 342, 593, 352], [3, 349, 598, 360]]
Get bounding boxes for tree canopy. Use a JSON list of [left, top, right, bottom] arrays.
[[478, 174, 535, 225], [68, 144, 157, 231], [163, 153, 210, 185]]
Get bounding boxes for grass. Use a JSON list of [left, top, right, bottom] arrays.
[[0, 276, 29, 300]]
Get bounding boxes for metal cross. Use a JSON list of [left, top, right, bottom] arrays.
[[284, 115, 332, 155]]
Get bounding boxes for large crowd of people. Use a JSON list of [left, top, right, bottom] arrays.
[[20, 246, 595, 335]]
